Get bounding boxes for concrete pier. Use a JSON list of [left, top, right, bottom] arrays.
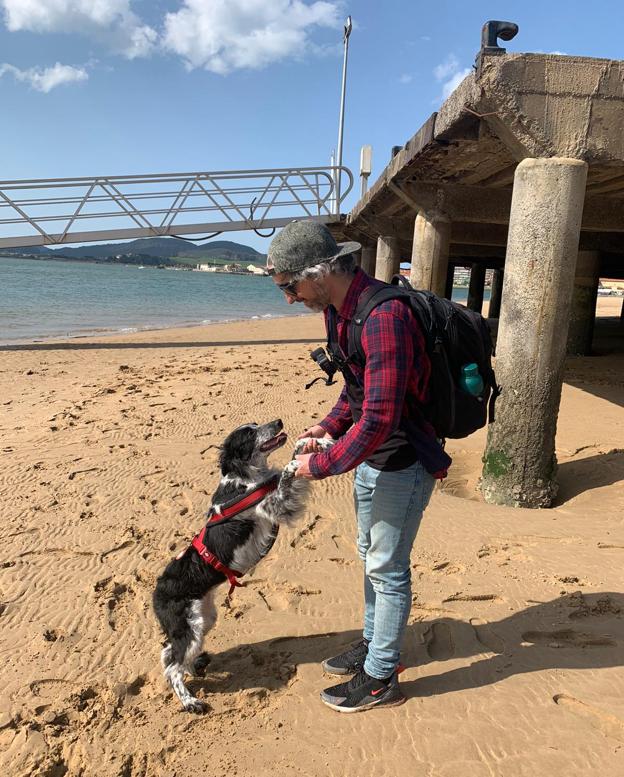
[[409, 211, 450, 296], [567, 250, 600, 355], [332, 51, 624, 508], [481, 157, 588, 508], [360, 244, 377, 277], [375, 235, 400, 282], [467, 263, 486, 312], [489, 269, 504, 318]]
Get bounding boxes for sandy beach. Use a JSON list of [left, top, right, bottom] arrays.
[[1, 297, 623, 777]]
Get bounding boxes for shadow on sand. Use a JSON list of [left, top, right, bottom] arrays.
[[556, 450, 624, 504], [188, 592, 624, 705]]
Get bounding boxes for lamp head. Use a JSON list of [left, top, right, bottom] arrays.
[[344, 16, 352, 41]]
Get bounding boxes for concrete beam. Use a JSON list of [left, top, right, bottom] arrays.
[[449, 244, 506, 260], [451, 222, 509, 246], [379, 180, 624, 233]]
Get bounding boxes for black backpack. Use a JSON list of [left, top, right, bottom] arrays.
[[332, 275, 500, 440]]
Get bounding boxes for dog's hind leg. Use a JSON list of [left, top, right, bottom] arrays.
[[162, 599, 212, 713], [193, 591, 218, 676], [162, 641, 203, 711]]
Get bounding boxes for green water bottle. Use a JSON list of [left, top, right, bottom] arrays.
[[460, 363, 484, 396]]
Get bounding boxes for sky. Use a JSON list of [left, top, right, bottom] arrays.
[[0, 0, 622, 252]]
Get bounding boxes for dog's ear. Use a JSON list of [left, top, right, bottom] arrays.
[[219, 426, 257, 475]]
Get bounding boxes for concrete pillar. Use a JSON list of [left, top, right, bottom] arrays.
[[375, 235, 400, 282], [489, 268, 504, 318], [444, 264, 455, 299], [360, 244, 376, 277], [467, 263, 486, 313], [567, 250, 600, 355], [481, 157, 588, 508], [409, 210, 450, 297]]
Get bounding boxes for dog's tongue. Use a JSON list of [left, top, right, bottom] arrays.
[[261, 432, 287, 452]]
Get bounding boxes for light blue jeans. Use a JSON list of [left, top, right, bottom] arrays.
[[353, 459, 435, 680]]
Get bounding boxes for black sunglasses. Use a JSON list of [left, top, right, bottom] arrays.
[[277, 279, 300, 297]]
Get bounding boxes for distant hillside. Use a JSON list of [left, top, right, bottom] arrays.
[[0, 237, 266, 266]]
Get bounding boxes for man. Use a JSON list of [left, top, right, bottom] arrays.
[[267, 220, 451, 713]]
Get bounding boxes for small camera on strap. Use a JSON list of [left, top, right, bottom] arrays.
[[305, 347, 338, 389]]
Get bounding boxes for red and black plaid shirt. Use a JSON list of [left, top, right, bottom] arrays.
[[309, 268, 444, 479]]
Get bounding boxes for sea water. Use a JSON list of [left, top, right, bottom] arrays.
[[0, 257, 309, 343], [0, 257, 487, 343]]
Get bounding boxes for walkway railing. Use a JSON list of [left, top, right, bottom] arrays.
[[0, 166, 353, 248]]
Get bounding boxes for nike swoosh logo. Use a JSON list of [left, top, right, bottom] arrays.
[[370, 687, 387, 696]]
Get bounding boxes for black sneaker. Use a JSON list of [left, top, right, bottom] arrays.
[[320, 669, 405, 713], [321, 638, 369, 676]]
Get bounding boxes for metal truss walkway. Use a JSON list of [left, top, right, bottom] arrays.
[[0, 165, 353, 249]]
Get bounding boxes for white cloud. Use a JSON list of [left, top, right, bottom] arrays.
[[399, 73, 413, 84], [433, 54, 458, 82], [441, 67, 471, 98], [0, 61, 88, 91], [0, 0, 157, 59], [433, 53, 471, 100], [162, 0, 342, 74]]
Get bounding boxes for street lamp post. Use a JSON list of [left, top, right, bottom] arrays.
[[335, 15, 352, 216]]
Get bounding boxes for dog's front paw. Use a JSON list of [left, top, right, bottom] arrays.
[[293, 437, 334, 455], [292, 438, 310, 455], [281, 459, 301, 481]]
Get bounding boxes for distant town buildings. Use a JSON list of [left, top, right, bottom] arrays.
[[195, 262, 268, 276]]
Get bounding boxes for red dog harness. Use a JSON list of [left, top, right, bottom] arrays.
[[187, 476, 279, 597]]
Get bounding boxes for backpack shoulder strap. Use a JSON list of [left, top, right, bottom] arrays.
[[348, 284, 410, 365]]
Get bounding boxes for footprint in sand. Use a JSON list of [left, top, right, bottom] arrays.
[[93, 579, 134, 630], [289, 514, 323, 548], [424, 622, 455, 660], [554, 694, 624, 743], [521, 628, 616, 648], [470, 617, 505, 654]]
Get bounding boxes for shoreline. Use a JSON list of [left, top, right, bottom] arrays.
[[2, 295, 620, 349], [0, 309, 316, 348]]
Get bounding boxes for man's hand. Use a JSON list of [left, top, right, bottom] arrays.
[[297, 425, 333, 453], [294, 453, 316, 479]]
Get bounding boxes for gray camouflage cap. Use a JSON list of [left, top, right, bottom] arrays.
[[266, 220, 361, 275]]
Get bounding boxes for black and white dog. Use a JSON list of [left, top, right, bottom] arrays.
[[153, 419, 332, 713]]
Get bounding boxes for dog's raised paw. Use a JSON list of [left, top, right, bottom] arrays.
[[292, 438, 309, 455], [282, 459, 301, 478], [293, 437, 335, 455]]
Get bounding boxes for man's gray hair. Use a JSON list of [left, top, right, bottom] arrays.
[[289, 252, 358, 283]]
